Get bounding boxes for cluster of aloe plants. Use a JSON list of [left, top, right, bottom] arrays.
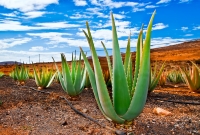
[[167, 70, 184, 84], [180, 62, 200, 93], [10, 64, 29, 85], [33, 66, 56, 89], [79, 11, 156, 123], [6, 10, 193, 125]]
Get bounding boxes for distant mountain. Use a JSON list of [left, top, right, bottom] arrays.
[[0, 61, 22, 65]]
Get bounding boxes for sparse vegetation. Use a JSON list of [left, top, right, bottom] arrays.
[[180, 62, 200, 93], [33, 66, 56, 90], [0, 72, 4, 78]]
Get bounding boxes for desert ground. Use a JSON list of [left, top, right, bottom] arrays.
[[0, 40, 200, 135]]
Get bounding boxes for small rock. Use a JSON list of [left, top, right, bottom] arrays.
[[82, 109, 88, 113], [61, 121, 68, 126], [153, 107, 172, 116]]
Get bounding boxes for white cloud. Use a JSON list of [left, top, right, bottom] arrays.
[[184, 34, 193, 36], [152, 23, 168, 30], [27, 32, 89, 47], [150, 37, 192, 48], [89, 0, 101, 6], [29, 46, 48, 51], [0, 0, 58, 12], [133, 8, 145, 12], [113, 13, 126, 19], [102, 19, 131, 28], [70, 13, 91, 19], [35, 22, 80, 29], [0, 50, 72, 63], [77, 25, 140, 41], [27, 32, 72, 38], [0, 37, 193, 63], [88, 0, 147, 12], [73, 0, 87, 6], [156, 0, 171, 4], [23, 11, 47, 18], [193, 26, 200, 30], [181, 27, 188, 31], [86, 8, 109, 18], [0, 38, 32, 49], [1, 11, 19, 17], [145, 5, 158, 8], [0, 20, 81, 31], [179, 0, 192, 3]]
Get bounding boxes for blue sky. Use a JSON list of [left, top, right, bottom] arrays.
[[0, 0, 199, 63]]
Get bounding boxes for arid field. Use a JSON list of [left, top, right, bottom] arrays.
[[0, 40, 200, 135]]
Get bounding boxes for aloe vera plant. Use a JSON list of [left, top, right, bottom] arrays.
[[149, 62, 165, 93], [53, 53, 87, 96], [180, 62, 200, 93], [11, 64, 29, 85], [80, 11, 156, 123], [33, 66, 56, 89], [167, 70, 184, 84], [0, 72, 4, 78], [159, 72, 167, 87], [10, 70, 18, 81]]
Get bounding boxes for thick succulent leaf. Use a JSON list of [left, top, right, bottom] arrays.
[[46, 72, 57, 88], [192, 61, 200, 72], [33, 66, 41, 86], [131, 25, 144, 96], [52, 57, 68, 93], [74, 58, 82, 93], [193, 65, 199, 89], [82, 22, 125, 123], [80, 67, 87, 90], [111, 13, 131, 116], [122, 10, 156, 120], [61, 53, 76, 96], [124, 35, 131, 74], [71, 52, 76, 82], [101, 41, 113, 84], [127, 54, 133, 95], [185, 61, 200, 92], [80, 47, 124, 123], [180, 68, 197, 91], [192, 63, 200, 89], [149, 62, 165, 92]]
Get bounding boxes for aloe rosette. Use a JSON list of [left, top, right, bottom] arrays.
[[167, 70, 184, 84], [11, 64, 29, 85], [53, 53, 87, 97], [33, 66, 56, 89], [180, 62, 200, 93], [80, 11, 156, 123]]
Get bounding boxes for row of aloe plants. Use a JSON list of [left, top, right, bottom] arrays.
[[6, 11, 156, 124], [5, 10, 199, 125]]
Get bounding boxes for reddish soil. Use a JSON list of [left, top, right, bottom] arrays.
[[0, 76, 200, 135], [0, 40, 200, 135]]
